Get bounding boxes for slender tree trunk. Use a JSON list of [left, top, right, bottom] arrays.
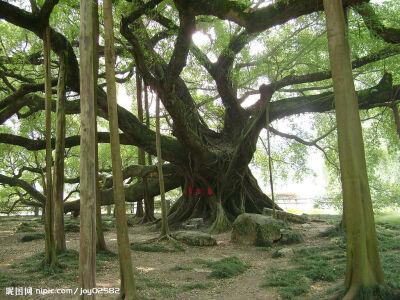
[[144, 86, 153, 167], [137, 78, 153, 222], [143, 85, 155, 221], [53, 50, 67, 253], [156, 96, 170, 236], [265, 99, 276, 219], [392, 104, 400, 138], [107, 205, 112, 216], [79, 0, 97, 296], [323, 1, 385, 299], [135, 72, 144, 218], [93, 0, 107, 252], [43, 26, 57, 267], [103, 0, 136, 298]]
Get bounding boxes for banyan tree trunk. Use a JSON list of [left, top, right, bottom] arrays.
[[167, 168, 279, 226]]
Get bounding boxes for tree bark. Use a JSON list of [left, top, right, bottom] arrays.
[[323, 1, 385, 299], [93, 0, 107, 252], [265, 96, 276, 218], [79, 0, 97, 296], [143, 84, 155, 221], [156, 96, 170, 236], [43, 26, 57, 267], [135, 72, 144, 218], [53, 50, 67, 253], [392, 104, 400, 138], [103, 0, 137, 298]]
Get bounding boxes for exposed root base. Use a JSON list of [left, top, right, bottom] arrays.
[[342, 285, 398, 300], [209, 203, 231, 234]]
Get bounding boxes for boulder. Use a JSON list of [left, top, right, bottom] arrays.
[[279, 229, 304, 244], [231, 213, 284, 246], [171, 231, 217, 246], [262, 208, 308, 224]]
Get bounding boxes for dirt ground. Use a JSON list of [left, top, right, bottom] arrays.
[[0, 215, 339, 300]]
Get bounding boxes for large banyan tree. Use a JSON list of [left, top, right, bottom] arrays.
[[0, 0, 399, 227]]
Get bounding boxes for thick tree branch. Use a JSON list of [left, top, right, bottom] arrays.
[[166, 8, 195, 78], [246, 45, 400, 108], [0, 132, 131, 151], [269, 74, 397, 120], [355, 4, 400, 44], [39, 0, 60, 23], [0, 174, 46, 203], [275, 45, 400, 89], [181, 0, 367, 33], [64, 174, 183, 213]]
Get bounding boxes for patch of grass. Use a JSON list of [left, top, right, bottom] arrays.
[[262, 268, 311, 300], [20, 232, 45, 242], [33, 218, 44, 224], [64, 223, 80, 232], [13, 251, 72, 281], [376, 225, 400, 252], [136, 275, 179, 298], [264, 244, 346, 299], [63, 218, 80, 232], [293, 246, 345, 281], [11, 249, 117, 284], [97, 249, 118, 261], [375, 213, 400, 227], [381, 252, 400, 289], [272, 214, 400, 300], [102, 219, 114, 231], [0, 272, 23, 288], [131, 240, 184, 253], [16, 221, 39, 233], [131, 243, 170, 253], [170, 264, 193, 271], [136, 274, 213, 297], [126, 216, 137, 227], [63, 217, 115, 233], [205, 256, 249, 279], [192, 256, 249, 278]]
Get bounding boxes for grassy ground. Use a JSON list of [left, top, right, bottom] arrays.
[[262, 213, 400, 299], [0, 213, 398, 299]]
